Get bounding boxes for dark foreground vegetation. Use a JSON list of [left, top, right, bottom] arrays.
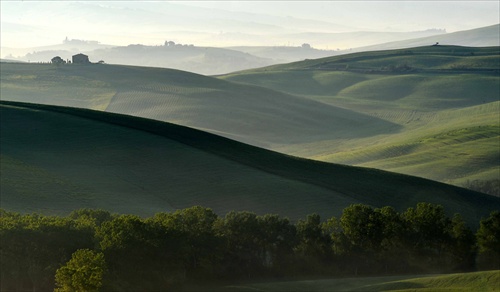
[[1, 203, 499, 291]]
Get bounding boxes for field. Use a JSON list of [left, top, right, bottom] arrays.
[[0, 62, 397, 148], [2, 101, 499, 225], [221, 45, 500, 188], [206, 270, 500, 291], [1, 46, 499, 216], [1, 44, 499, 292], [0, 101, 351, 218], [2, 46, 498, 188]]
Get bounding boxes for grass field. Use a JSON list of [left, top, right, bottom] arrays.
[[1, 101, 499, 225], [221, 45, 500, 188], [206, 270, 500, 291], [1, 45, 498, 188], [0, 102, 348, 218], [0, 62, 397, 148]]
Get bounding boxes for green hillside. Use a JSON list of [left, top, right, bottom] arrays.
[[0, 62, 397, 148], [2, 101, 499, 225], [212, 270, 500, 291], [355, 270, 500, 292], [0, 101, 350, 218], [237, 45, 500, 71], [221, 45, 500, 189], [2, 46, 499, 189], [355, 24, 500, 52]]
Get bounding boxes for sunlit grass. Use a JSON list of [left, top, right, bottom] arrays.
[[208, 270, 500, 291], [359, 270, 500, 291], [2, 45, 499, 188], [221, 46, 500, 187]]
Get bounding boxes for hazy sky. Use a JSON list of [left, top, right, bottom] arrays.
[[1, 1, 499, 48], [184, 1, 499, 30]]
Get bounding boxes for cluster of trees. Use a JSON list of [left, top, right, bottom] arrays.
[[164, 40, 194, 47], [63, 38, 100, 45], [1, 203, 499, 291], [51, 56, 68, 65]]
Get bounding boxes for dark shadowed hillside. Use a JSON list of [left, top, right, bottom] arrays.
[[1, 101, 498, 225]]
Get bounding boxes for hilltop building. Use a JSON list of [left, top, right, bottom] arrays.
[[72, 53, 90, 64]]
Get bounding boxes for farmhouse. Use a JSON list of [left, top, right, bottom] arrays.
[[72, 53, 90, 64]]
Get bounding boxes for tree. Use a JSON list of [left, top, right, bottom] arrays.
[[375, 206, 408, 274], [294, 213, 332, 275], [402, 203, 452, 272], [448, 214, 476, 271], [51, 56, 65, 65], [476, 211, 500, 270], [0, 212, 94, 291], [376, 206, 404, 249], [214, 211, 263, 279], [95, 215, 181, 290], [257, 214, 296, 273], [341, 205, 384, 253], [296, 213, 330, 257], [148, 206, 221, 279], [54, 249, 106, 292], [69, 208, 113, 229], [338, 204, 384, 275]]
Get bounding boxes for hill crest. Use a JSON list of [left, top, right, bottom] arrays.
[[1, 100, 498, 225]]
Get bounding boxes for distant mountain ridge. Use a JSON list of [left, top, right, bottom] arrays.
[[353, 24, 500, 53], [3, 24, 496, 75]]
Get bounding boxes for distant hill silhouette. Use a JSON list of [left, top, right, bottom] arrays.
[[5, 24, 497, 75]]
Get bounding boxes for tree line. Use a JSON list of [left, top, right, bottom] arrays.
[[1, 203, 499, 291]]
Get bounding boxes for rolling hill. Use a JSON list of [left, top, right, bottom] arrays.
[[3, 24, 480, 75], [1, 46, 498, 190], [220, 45, 500, 189], [11, 44, 276, 76], [1, 101, 499, 225], [353, 24, 500, 53], [0, 62, 398, 149]]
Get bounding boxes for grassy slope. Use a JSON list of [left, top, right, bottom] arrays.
[[0, 63, 398, 148], [355, 24, 500, 52], [210, 270, 500, 291], [0, 102, 352, 218], [2, 101, 499, 225], [1, 46, 498, 187], [221, 46, 500, 187], [249, 45, 500, 71]]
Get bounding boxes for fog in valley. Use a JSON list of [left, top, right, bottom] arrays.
[[1, 1, 499, 74]]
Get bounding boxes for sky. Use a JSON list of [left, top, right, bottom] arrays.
[[184, 1, 499, 31], [1, 0, 499, 49]]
